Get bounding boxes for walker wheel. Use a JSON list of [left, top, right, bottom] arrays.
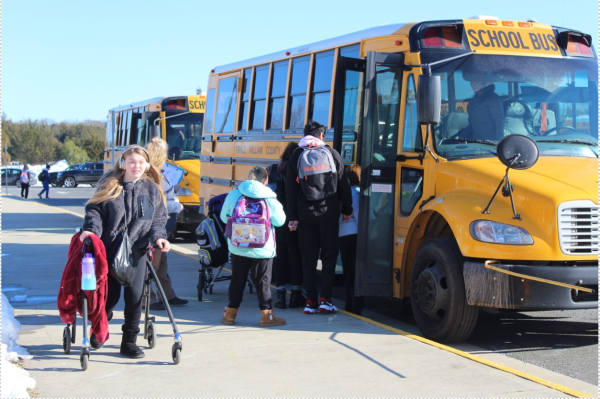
[[172, 344, 181, 365], [63, 327, 71, 354], [80, 353, 89, 371], [147, 321, 156, 349]]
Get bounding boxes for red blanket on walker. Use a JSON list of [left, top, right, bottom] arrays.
[[57, 233, 109, 343]]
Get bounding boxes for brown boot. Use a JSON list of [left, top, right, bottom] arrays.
[[222, 307, 238, 325], [260, 308, 286, 327]]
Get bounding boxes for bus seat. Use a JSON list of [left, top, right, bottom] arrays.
[[444, 112, 469, 138], [193, 137, 202, 152], [503, 100, 534, 136]]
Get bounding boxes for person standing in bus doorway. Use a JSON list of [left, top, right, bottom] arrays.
[[37, 164, 51, 199], [339, 164, 364, 315], [145, 138, 189, 310], [459, 79, 505, 141], [220, 166, 286, 327], [286, 120, 353, 314], [268, 142, 305, 309]]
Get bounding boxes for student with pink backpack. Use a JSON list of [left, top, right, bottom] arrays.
[[220, 166, 286, 327]]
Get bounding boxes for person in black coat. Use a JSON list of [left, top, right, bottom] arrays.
[[81, 145, 168, 359], [268, 142, 305, 309], [286, 121, 352, 314]]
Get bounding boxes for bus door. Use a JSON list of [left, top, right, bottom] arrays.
[[333, 57, 366, 163], [355, 52, 404, 297]]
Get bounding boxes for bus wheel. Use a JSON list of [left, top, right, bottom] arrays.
[[410, 238, 479, 343]]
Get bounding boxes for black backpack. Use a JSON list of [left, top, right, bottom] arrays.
[[195, 217, 229, 268], [295, 146, 337, 202], [38, 171, 47, 182]]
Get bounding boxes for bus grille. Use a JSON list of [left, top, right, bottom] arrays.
[[558, 201, 599, 255]]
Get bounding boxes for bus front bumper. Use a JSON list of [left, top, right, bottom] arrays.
[[463, 262, 598, 310], [176, 205, 205, 231]]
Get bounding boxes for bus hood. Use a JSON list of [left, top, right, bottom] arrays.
[[433, 156, 598, 260], [436, 156, 598, 204]]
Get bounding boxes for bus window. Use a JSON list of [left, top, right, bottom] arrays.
[[287, 55, 310, 129], [309, 50, 335, 127], [166, 113, 204, 160], [268, 61, 288, 130], [215, 76, 238, 133], [125, 109, 133, 145], [204, 88, 215, 134], [251, 65, 269, 130], [130, 109, 143, 145], [239, 68, 252, 131], [402, 75, 423, 152], [372, 65, 402, 166], [340, 44, 360, 59], [106, 113, 114, 148]]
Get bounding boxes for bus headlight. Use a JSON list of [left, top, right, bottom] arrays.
[[470, 220, 533, 245], [175, 188, 192, 197]]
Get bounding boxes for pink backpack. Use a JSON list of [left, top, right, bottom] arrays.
[[225, 196, 272, 248]]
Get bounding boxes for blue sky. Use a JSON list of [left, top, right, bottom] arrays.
[[3, 0, 598, 122]]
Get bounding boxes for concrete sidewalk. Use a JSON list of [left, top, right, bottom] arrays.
[[1, 195, 596, 398]]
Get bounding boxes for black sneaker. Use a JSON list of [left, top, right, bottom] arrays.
[[274, 290, 287, 309], [289, 290, 306, 308], [150, 302, 165, 311], [167, 297, 188, 306], [120, 343, 145, 359], [90, 333, 104, 350]]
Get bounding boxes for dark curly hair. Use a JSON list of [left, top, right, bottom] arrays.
[[278, 142, 299, 173]]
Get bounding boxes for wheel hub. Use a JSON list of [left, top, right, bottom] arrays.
[[414, 262, 450, 317]]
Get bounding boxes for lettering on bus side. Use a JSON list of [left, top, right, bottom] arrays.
[[189, 100, 206, 111], [466, 29, 558, 53], [235, 145, 247, 154]]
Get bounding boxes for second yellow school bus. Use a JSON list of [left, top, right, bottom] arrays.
[[200, 17, 598, 343], [106, 95, 206, 232]]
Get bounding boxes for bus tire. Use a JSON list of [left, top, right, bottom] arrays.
[[410, 238, 479, 343]]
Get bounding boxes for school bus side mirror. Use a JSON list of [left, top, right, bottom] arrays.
[[417, 74, 441, 125], [150, 125, 161, 139]]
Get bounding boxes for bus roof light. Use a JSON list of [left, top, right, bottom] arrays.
[[485, 20, 498, 26], [502, 21, 514, 27], [560, 31, 594, 56], [441, 27, 461, 47], [423, 28, 444, 47], [395, 40, 403, 46], [285, 51, 290, 56], [518, 22, 531, 28]]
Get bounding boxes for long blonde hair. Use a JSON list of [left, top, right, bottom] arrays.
[[87, 146, 166, 205], [145, 137, 168, 170]]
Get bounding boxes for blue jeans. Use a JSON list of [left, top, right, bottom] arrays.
[[39, 181, 50, 198]]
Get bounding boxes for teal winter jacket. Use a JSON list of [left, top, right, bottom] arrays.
[[220, 180, 285, 258]]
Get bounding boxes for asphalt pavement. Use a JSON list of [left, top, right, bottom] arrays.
[[1, 190, 598, 397]]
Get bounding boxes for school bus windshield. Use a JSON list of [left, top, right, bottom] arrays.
[[165, 112, 204, 160], [431, 54, 598, 160]]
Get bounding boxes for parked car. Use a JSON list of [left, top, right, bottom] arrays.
[[50, 164, 81, 186], [1, 167, 38, 187], [57, 162, 104, 188]]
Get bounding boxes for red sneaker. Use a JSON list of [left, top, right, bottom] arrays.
[[303, 299, 319, 314], [318, 297, 337, 313]]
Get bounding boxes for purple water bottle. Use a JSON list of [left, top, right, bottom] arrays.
[[81, 253, 96, 290]]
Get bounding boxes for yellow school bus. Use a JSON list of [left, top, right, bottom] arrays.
[[105, 95, 206, 232], [201, 17, 598, 342]]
